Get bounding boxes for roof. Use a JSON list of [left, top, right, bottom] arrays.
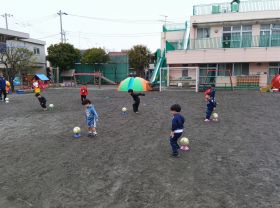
[[0, 28, 29, 39], [20, 38, 46, 46], [35, 74, 49, 81], [61, 69, 75, 77]]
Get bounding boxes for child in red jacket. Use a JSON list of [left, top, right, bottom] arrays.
[[80, 84, 88, 103]]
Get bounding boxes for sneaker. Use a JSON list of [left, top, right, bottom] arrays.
[[135, 112, 139, 114], [171, 153, 179, 157], [204, 119, 210, 122], [93, 132, 98, 136], [87, 133, 92, 137]]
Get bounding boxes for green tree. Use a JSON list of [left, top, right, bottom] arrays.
[[128, 45, 151, 77], [0, 45, 34, 91], [47, 43, 80, 70], [81, 48, 109, 64]]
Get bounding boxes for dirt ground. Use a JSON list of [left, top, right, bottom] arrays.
[[0, 88, 279, 208]]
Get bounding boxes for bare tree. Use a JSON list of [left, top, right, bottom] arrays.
[[0, 43, 34, 91]]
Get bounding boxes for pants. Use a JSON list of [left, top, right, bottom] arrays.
[[81, 95, 87, 102], [40, 102, 47, 109], [133, 101, 140, 112], [0, 88, 7, 101], [206, 108, 213, 119], [170, 133, 182, 154]]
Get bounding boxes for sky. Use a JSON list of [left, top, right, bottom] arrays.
[[1, 0, 227, 52]]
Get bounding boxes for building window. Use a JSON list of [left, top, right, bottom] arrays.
[[234, 63, 249, 76], [223, 25, 252, 48], [33, 47, 40, 55], [260, 24, 280, 47], [197, 28, 210, 39], [218, 64, 233, 76]]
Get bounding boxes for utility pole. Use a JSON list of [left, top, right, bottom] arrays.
[[57, 10, 68, 43], [160, 15, 168, 26], [1, 13, 13, 29]]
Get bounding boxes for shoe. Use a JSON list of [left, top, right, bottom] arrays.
[[87, 133, 92, 137], [171, 153, 179, 157], [43, 108, 48, 111], [204, 119, 210, 122], [135, 112, 139, 114]]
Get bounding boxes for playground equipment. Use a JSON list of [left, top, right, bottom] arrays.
[[73, 72, 116, 88], [118, 77, 151, 92], [260, 74, 280, 92], [272, 74, 280, 89], [150, 50, 166, 85]]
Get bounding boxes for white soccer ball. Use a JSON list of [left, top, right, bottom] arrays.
[[49, 104, 54, 108], [180, 137, 190, 146], [122, 107, 127, 112], [73, 127, 81, 134], [5, 98, 9, 101], [213, 113, 219, 119], [178, 82, 183, 87]]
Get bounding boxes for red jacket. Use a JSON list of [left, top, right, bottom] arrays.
[[80, 86, 88, 96]]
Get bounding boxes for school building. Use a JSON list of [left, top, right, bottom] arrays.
[[161, 0, 280, 89]]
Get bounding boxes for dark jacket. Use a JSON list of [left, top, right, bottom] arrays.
[[130, 93, 145, 103], [0, 76, 6, 89], [172, 114, 185, 132]]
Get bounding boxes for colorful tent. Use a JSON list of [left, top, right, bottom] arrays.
[[118, 77, 151, 92]]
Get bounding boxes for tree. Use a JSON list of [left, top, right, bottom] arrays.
[[81, 48, 109, 64], [128, 45, 151, 77], [0, 44, 34, 91], [47, 43, 80, 70]]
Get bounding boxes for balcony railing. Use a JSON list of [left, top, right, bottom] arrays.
[[193, 0, 280, 16], [163, 23, 187, 32], [166, 35, 280, 51]]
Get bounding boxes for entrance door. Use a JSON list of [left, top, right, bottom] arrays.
[[268, 67, 280, 84]]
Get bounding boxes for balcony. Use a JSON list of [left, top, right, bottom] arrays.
[[188, 35, 280, 50], [193, 0, 280, 16], [163, 23, 187, 32]]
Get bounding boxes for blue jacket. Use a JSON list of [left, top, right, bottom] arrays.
[[172, 114, 185, 132], [207, 98, 217, 111], [210, 89, 216, 99], [85, 104, 99, 123], [0, 76, 6, 89]]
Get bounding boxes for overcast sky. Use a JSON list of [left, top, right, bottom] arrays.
[[1, 0, 226, 52]]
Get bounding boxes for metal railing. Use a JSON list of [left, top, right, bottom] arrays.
[[163, 23, 187, 32], [166, 35, 280, 51], [193, 0, 280, 16]]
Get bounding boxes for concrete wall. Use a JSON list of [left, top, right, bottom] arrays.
[[166, 47, 280, 64]]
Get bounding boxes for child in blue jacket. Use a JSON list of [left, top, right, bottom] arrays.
[[204, 95, 217, 122], [82, 99, 99, 137], [169, 104, 185, 157]]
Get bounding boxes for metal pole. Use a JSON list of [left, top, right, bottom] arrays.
[[196, 67, 200, 93], [58, 10, 63, 43], [159, 67, 162, 92], [5, 14, 8, 29]]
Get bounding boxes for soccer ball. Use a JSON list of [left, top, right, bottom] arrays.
[[180, 137, 190, 146], [178, 82, 183, 87], [73, 127, 81, 134], [122, 107, 127, 112], [213, 113, 219, 119], [5, 98, 9, 101], [49, 104, 54, 108]]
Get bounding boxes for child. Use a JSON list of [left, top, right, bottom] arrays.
[[128, 89, 145, 113], [35, 93, 47, 111], [204, 95, 217, 122], [82, 99, 99, 137], [169, 104, 185, 157], [80, 84, 88, 103]]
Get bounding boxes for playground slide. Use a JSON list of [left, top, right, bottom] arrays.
[[100, 76, 117, 85], [150, 56, 164, 84]]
